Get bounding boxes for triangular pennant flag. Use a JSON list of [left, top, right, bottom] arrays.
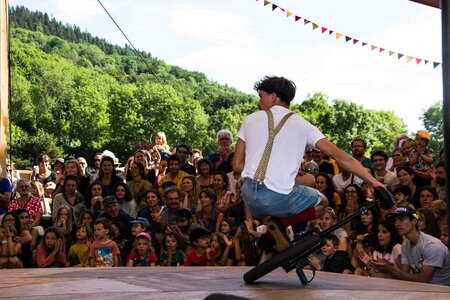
[[287, 11, 292, 17], [295, 15, 301, 22], [362, 42, 367, 47], [371, 45, 377, 51], [304, 19, 310, 25], [406, 56, 413, 63], [353, 39, 359, 44], [345, 36, 351, 42], [424, 60, 429, 64], [264, 0, 270, 6], [379, 48, 385, 53], [321, 27, 327, 33], [398, 53, 404, 59], [433, 62, 440, 68], [329, 30, 334, 35], [416, 58, 422, 64], [336, 33, 343, 39], [312, 23, 319, 30], [272, 4, 277, 11], [388, 51, 395, 56]]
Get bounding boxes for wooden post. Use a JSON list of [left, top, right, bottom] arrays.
[[0, 0, 8, 177]]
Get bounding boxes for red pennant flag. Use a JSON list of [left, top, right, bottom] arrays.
[[345, 36, 351, 42], [416, 58, 422, 64], [379, 48, 385, 53], [272, 4, 278, 11], [295, 15, 301, 22], [353, 39, 359, 44], [321, 27, 327, 33], [398, 53, 404, 59], [433, 62, 440, 68]]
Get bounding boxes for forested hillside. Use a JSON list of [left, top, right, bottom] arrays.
[[8, 6, 407, 168]]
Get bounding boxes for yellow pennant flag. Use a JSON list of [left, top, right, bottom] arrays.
[[336, 33, 343, 40], [264, 0, 270, 6], [287, 11, 292, 17], [406, 56, 413, 63], [371, 45, 377, 51], [312, 23, 319, 30]]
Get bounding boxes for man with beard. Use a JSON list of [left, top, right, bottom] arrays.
[[98, 195, 134, 240], [372, 206, 450, 285], [434, 161, 446, 201], [351, 138, 374, 173], [158, 155, 188, 195], [171, 208, 200, 251]]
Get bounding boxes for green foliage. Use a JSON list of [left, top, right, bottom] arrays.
[[7, 6, 408, 169], [297, 93, 407, 154], [420, 102, 444, 152]]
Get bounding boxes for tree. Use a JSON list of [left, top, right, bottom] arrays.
[[420, 101, 444, 152]]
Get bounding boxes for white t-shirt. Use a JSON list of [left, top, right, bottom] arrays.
[[238, 105, 325, 194]]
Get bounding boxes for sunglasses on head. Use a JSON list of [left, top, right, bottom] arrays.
[[305, 167, 317, 172]]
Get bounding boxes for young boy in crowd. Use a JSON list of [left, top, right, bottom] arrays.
[[308, 234, 354, 274], [184, 227, 216, 266], [89, 218, 120, 267]]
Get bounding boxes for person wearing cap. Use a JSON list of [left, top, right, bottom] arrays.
[[184, 227, 216, 266], [410, 130, 435, 187], [371, 206, 450, 285], [126, 232, 157, 267], [98, 195, 133, 240], [233, 76, 385, 253], [177, 144, 196, 176]]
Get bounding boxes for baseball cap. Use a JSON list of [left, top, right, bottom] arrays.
[[386, 206, 419, 220], [130, 217, 150, 228], [135, 232, 151, 242], [103, 195, 118, 207], [416, 130, 430, 141], [44, 182, 56, 190]]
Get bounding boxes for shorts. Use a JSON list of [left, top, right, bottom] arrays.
[[242, 177, 322, 219]]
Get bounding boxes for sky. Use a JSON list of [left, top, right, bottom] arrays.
[[9, 0, 443, 133]]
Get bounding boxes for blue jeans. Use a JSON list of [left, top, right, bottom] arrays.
[[242, 177, 321, 219]]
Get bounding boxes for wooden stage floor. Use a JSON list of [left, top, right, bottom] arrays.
[[0, 267, 449, 299]]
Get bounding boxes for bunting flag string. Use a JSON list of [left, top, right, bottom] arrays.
[[255, 0, 441, 68]]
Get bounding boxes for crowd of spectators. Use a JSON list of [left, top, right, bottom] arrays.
[[0, 129, 448, 285]]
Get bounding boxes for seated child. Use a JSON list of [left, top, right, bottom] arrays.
[[0, 224, 23, 268], [126, 232, 157, 267], [308, 234, 354, 274], [36, 227, 67, 268], [68, 224, 92, 267], [184, 227, 216, 266], [159, 232, 185, 266], [89, 218, 120, 267]]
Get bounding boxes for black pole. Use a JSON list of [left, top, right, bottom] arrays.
[[441, 0, 450, 251]]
